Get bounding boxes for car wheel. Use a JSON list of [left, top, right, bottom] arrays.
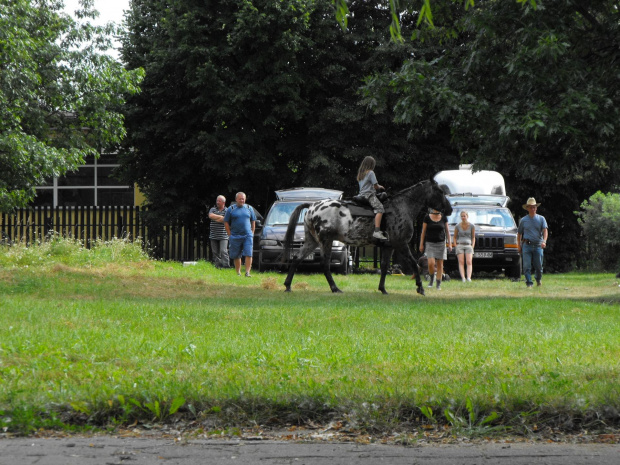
[[257, 251, 269, 272], [335, 248, 350, 275], [507, 257, 521, 279], [448, 269, 461, 279]]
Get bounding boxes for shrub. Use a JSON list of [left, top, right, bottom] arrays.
[[0, 235, 150, 268], [576, 191, 620, 271]]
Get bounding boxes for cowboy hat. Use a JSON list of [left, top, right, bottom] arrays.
[[522, 197, 541, 210]]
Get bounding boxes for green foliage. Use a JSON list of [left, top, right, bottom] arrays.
[[577, 191, 620, 270], [383, 0, 620, 184], [442, 398, 502, 437], [120, 0, 455, 226], [0, 0, 143, 212], [0, 235, 150, 269], [419, 405, 436, 423], [364, 0, 620, 271], [0, 405, 72, 436]]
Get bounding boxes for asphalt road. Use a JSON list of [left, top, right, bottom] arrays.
[[1, 437, 618, 465]]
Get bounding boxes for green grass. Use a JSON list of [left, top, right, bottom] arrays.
[[0, 238, 619, 435]]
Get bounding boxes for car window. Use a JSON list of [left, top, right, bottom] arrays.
[[447, 207, 516, 228], [265, 202, 308, 226]]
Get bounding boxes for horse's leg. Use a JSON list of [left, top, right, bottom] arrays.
[[320, 241, 342, 293], [283, 238, 319, 292], [403, 245, 425, 296], [378, 246, 394, 295]]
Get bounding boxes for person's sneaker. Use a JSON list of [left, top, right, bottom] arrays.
[[245, 272, 252, 278], [536, 280, 542, 287], [462, 278, 466, 282], [372, 230, 388, 241], [436, 283, 441, 290], [527, 283, 533, 289], [467, 278, 471, 282], [237, 271, 241, 276]]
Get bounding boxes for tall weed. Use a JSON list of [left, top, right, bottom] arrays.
[[0, 235, 150, 269]]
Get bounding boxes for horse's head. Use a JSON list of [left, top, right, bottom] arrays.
[[428, 179, 453, 216]]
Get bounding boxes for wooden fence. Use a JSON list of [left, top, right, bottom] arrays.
[[0, 206, 208, 262], [1, 206, 389, 267]]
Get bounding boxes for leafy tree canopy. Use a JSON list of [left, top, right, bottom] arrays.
[[334, 0, 538, 36], [0, 0, 143, 212], [120, 0, 456, 225], [577, 191, 620, 270], [363, 0, 620, 270]]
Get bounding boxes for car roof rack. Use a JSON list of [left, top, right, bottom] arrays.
[[447, 194, 510, 207], [275, 187, 343, 201]]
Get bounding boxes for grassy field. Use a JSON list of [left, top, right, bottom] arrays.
[[0, 238, 619, 436]]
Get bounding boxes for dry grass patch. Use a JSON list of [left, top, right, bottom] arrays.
[[121, 275, 220, 299], [48, 261, 155, 277], [51, 263, 75, 273], [261, 277, 279, 290]]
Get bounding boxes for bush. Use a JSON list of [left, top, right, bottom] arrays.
[[0, 235, 151, 269], [576, 191, 620, 271]]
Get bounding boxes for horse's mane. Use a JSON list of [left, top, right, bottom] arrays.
[[388, 179, 431, 202]]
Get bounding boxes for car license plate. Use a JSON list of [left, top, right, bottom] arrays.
[[474, 252, 493, 258], [290, 251, 314, 261]]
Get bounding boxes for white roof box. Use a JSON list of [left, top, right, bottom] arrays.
[[434, 167, 506, 196]]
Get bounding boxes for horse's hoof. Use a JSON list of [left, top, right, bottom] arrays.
[[417, 286, 425, 296], [332, 288, 343, 293]]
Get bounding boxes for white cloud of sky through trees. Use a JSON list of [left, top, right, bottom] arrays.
[[63, 0, 130, 58]]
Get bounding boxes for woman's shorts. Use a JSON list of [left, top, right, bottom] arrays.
[[229, 235, 253, 259], [425, 241, 447, 260], [455, 244, 474, 255]]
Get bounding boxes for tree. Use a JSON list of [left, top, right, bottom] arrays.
[[364, 0, 620, 270], [333, 0, 538, 35], [0, 0, 143, 212], [577, 191, 620, 271], [120, 0, 456, 226]]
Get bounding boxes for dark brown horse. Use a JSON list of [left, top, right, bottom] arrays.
[[283, 179, 453, 295]]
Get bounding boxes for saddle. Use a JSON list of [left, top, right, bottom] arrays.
[[343, 192, 389, 217]]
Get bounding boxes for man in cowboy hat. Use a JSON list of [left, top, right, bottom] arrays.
[[517, 197, 548, 288]]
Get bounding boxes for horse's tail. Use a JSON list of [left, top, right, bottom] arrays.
[[282, 202, 312, 263]]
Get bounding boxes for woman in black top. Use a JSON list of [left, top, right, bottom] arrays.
[[419, 208, 452, 290]]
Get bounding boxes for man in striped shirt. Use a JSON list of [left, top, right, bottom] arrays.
[[208, 195, 230, 268]]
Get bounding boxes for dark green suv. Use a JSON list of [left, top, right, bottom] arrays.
[[444, 195, 521, 278]]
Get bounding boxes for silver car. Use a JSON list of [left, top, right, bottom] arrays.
[[257, 188, 350, 273]]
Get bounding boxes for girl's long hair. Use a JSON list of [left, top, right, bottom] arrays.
[[357, 156, 376, 182]]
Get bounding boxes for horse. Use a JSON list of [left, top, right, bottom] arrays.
[[282, 179, 453, 295]]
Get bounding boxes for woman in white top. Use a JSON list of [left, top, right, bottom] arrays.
[[454, 211, 476, 282]]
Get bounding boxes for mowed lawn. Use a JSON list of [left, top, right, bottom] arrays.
[[1, 252, 619, 433]]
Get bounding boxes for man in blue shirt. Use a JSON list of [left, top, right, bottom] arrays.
[[517, 197, 548, 288], [224, 192, 256, 277]]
